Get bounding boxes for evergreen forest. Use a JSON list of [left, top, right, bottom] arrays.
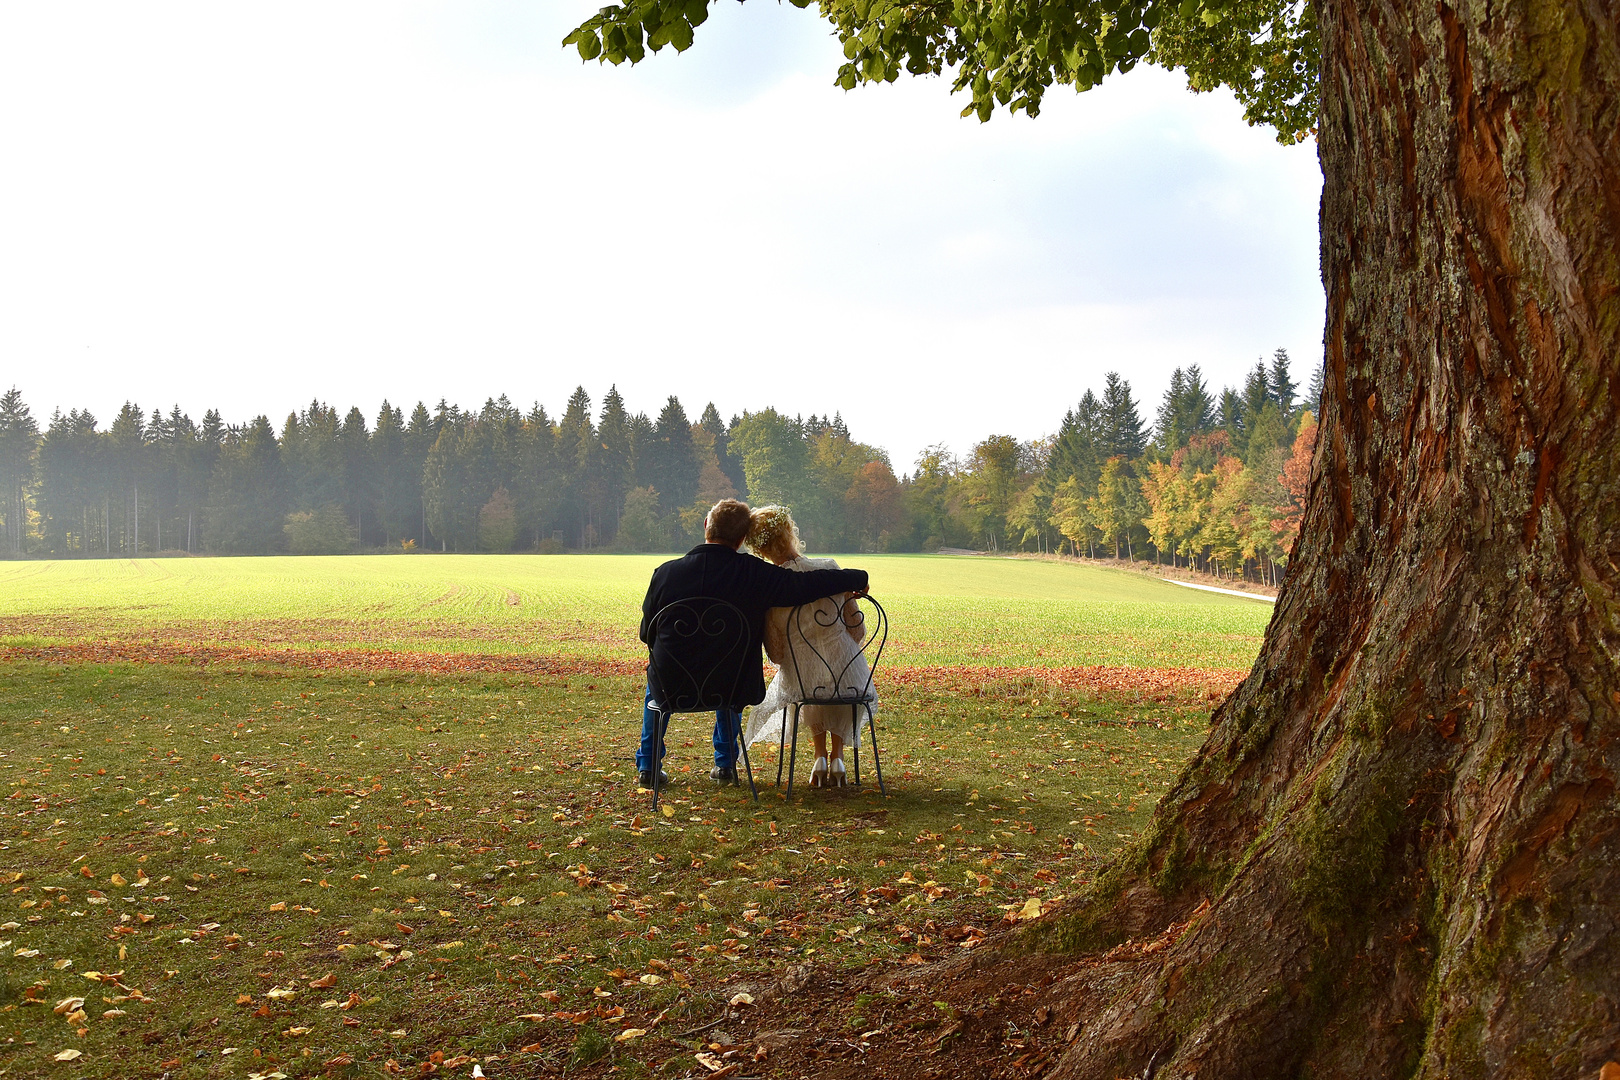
[[0, 351, 1318, 582]]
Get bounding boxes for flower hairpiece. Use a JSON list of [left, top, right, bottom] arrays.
[[746, 505, 799, 558]]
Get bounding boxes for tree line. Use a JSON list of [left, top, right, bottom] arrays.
[[0, 350, 1319, 581]]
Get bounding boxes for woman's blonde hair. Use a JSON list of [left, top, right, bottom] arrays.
[[746, 505, 801, 562]]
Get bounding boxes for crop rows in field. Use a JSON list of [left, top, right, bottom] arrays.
[[0, 553, 1271, 672]]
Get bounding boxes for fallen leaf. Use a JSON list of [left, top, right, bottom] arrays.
[[517, 1013, 549, 1021], [268, 901, 287, 912], [54, 1049, 83, 1062], [282, 1026, 312, 1036], [728, 992, 755, 1007], [109, 874, 127, 887], [53, 997, 86, 1015], [265, 987, 298, 1001], [614, 1028, 647, 1042], [639, 974, 664, 985], [660, 804, 675, 818], [308, 973, 337, 989]]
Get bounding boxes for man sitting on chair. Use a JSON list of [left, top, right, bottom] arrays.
[[638, 498, 869, 788]]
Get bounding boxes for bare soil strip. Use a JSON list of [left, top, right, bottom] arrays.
[[0, 640, 1243, 698]]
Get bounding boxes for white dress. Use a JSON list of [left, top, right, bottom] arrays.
[[744, 555, 877, 748]]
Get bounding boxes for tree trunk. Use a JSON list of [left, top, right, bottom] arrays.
[[1028, 1, 1620, 1076]]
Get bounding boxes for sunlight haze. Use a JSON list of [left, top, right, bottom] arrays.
[[0, 1, 1323, 469]]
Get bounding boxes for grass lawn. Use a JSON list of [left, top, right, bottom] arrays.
[[0, 656, 1221, 1079], [0, 554, 1272, 670]]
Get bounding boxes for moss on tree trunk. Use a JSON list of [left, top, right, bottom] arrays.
[[1031, 0, 1620, 1074]]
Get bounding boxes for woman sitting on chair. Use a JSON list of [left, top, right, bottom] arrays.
[[742, 505, 876, 789]]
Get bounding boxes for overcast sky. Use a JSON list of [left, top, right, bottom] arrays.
[[0, 2, 1322, 471]]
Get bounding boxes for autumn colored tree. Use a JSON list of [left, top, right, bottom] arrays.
[[1086, 455, 1147, 559], [844, 459, 903, 550], [1271, 409, 1317, 551], [478, 487, 519, 553]]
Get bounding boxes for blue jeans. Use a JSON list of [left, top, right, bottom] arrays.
[[637, 685, 743, 773]]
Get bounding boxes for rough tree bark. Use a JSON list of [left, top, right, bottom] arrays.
[[1028, 0, 1620, 1075]]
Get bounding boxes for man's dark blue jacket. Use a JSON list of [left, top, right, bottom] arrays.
[[639, 543, 868, 709]]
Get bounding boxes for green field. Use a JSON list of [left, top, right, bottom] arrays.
[[0, 554, 1271, 671], [0, 553, 1261, 1077]]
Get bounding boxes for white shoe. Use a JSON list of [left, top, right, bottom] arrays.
[[828, 758, 846, 788], [809, 756, 828, 788]]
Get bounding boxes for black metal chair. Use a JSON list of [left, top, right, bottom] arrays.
[[644, 597, 759, 810], [772, 593, 888, 795]]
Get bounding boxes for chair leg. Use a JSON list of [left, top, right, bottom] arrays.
[[865, 706, 886, 795], [786, 704, 802, 795], [775, 708, 788, 788], [850, 704, 861, 788], [738, 731, 758, 803], [650, 710, 671, 810]]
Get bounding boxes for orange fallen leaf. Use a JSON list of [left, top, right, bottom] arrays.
[[308, 973, 337, 989]]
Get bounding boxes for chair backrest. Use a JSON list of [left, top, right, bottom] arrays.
[[782, 593, 887, 704], [646, 596, 752, 714]]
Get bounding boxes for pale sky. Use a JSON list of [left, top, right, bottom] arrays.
[[0, 2, 1322, 471]]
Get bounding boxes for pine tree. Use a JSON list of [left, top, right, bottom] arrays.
[[596, 387, 632, 544], [651, 396, 699, 514], [403, 403, 435, 547], [372, 401, 407, 547], [205, 416, 288, 554], [1048, 391, 1102, 491], [699, 402, 745, 497], [1269, 347, 1298, 421], [107, 402, 148, 554], [517, 404, 559, 549], [1219, 387, 1245, 454], [555, 387, 595, 548], [627, 412, 656, 490], [283, 401, 344, 513], [0, 388, 39, 554], [1153, 366, 1216, 454], [340, 407, 373, 545], [422, 424, 476, 552], [1101, 373, 1147, 459], [1305, 360, 1326, 415]]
